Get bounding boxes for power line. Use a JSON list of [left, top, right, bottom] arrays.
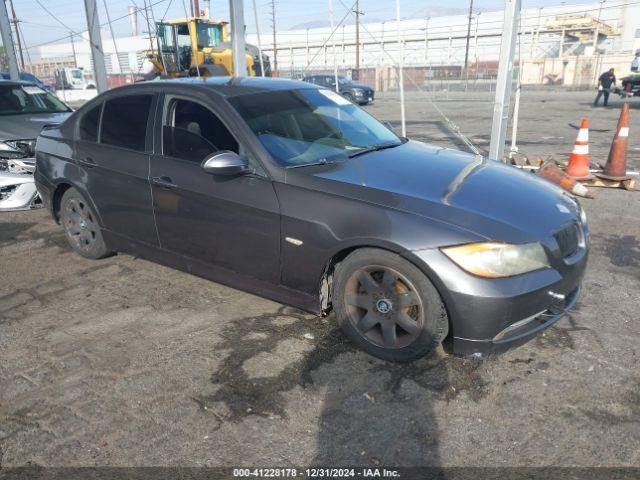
[[33, 0, 75, 32], [22, 0, 171, 50], [102, 0, 123, 73], [7, 0, 25, 69]]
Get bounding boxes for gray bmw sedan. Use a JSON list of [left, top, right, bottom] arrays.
[[35, 77, 588, 361]]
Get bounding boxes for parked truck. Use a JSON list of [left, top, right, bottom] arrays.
[[54, 68, 96, 90]]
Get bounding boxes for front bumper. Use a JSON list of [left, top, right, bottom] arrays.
[[450, 285, 581, 356], [0, 172, 41, 211], [405, 231, 588, 357], [357, 91, 375, 104]]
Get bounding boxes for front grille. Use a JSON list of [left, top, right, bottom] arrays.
[[554, 223, 580, 258]]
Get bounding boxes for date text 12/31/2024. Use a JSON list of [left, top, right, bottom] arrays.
[[233, 468, 401, 478]]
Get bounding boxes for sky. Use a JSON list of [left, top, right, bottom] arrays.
[[10, 0, 587, 55]]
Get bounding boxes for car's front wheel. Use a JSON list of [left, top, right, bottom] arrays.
[[60, 188, 113, 260], [333, 248, 449, 362], [342, 92, 355, 103]]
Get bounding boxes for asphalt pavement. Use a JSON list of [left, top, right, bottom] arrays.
[[0, 89, 639, 468]]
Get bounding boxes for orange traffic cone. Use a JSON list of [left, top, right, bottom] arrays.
[[566, 118, 593, 180], [597, 103, 631, 181], [539, 161, 594, 199]]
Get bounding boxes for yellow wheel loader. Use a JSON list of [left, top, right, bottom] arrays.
[[144, 17, 270, 78]]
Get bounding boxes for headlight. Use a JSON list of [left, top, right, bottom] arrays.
[[579, 205, 588, 226], [0, 142, 20, 152], [0, 141, 28, 159], [441, 242, 549, 278]]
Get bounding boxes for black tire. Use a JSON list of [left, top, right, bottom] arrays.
[[333, 248, 448, 362], [59, 188, 113, 260], [342, 92, 355, 103]]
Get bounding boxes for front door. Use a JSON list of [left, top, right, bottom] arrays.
[[74, 94, 159, 246], [150, 95, 281, 283]]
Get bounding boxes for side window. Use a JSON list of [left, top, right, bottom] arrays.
[[100, 95, 153, 151], [78, 103, 102, 142], [163, 99, 239, 163]]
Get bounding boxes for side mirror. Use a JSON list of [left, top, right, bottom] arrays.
[[201, 151, 249, 176]]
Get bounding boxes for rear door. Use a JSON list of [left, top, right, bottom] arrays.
[[74, 93, 159, 246], [149, 94, 281, 283]]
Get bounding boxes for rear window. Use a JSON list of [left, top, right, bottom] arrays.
[[100, 95, 153, 151], [79, 103, 102, 142]]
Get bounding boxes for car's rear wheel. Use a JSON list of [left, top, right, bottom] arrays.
[[333, 248, 448, 361], [60, 188, 112, 259]]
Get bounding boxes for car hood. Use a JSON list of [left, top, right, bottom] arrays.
[[288, 140, 581, 244], [0, 112, 71, 141]]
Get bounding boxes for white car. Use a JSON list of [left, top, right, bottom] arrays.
[[0, 172, 40, 210], [0, 80, 72, 211]]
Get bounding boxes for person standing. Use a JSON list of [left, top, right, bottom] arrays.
[[594, 68, 616, 107]]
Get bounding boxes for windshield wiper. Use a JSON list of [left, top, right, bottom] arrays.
[[347, 142, 402, 158], [285, 158, 343, 169]]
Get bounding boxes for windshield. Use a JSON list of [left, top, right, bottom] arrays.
[[0, 85, 70, 116], [196, 22, 223, 48], [229, 88, 399, 167]]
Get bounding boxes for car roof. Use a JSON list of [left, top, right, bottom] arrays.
[[0, 72, 37, 78], [114, 76, 320, 98], [0, 79, 39, 87]]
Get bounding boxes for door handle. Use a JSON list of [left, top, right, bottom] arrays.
[[151, 176, 178, 189], [77, 156, 96, 168]]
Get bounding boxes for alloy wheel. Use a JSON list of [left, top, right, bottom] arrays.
[[63, 197, 98, 251], [343, 266, 423, 349]]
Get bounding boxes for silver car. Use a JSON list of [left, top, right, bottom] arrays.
[[0, 80, 71, 211]]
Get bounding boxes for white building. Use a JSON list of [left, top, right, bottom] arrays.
[[35, 0, 640, 77]]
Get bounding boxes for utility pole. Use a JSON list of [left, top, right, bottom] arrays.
[[329, 0, 338, 90], [7, 0, 23, 70], [0, 0, 19, 79], [70, 32, 78, 67], [229, 0, 247, 76], [270, 0, 277, 75], [355, 1, 360, 75], [103, 0, 123, 74], [593, 0, 605, 49], [395, 0, 405, 137], [142, 0, 154, 51], [83, 0, 108, 92], [463, 0, 473, 78], [193, 0, 200, 17], [489, 0, 521, 161], [251, 0, 265, 76]]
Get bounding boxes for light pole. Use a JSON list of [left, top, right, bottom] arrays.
[[489, 0, 521, 161]]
